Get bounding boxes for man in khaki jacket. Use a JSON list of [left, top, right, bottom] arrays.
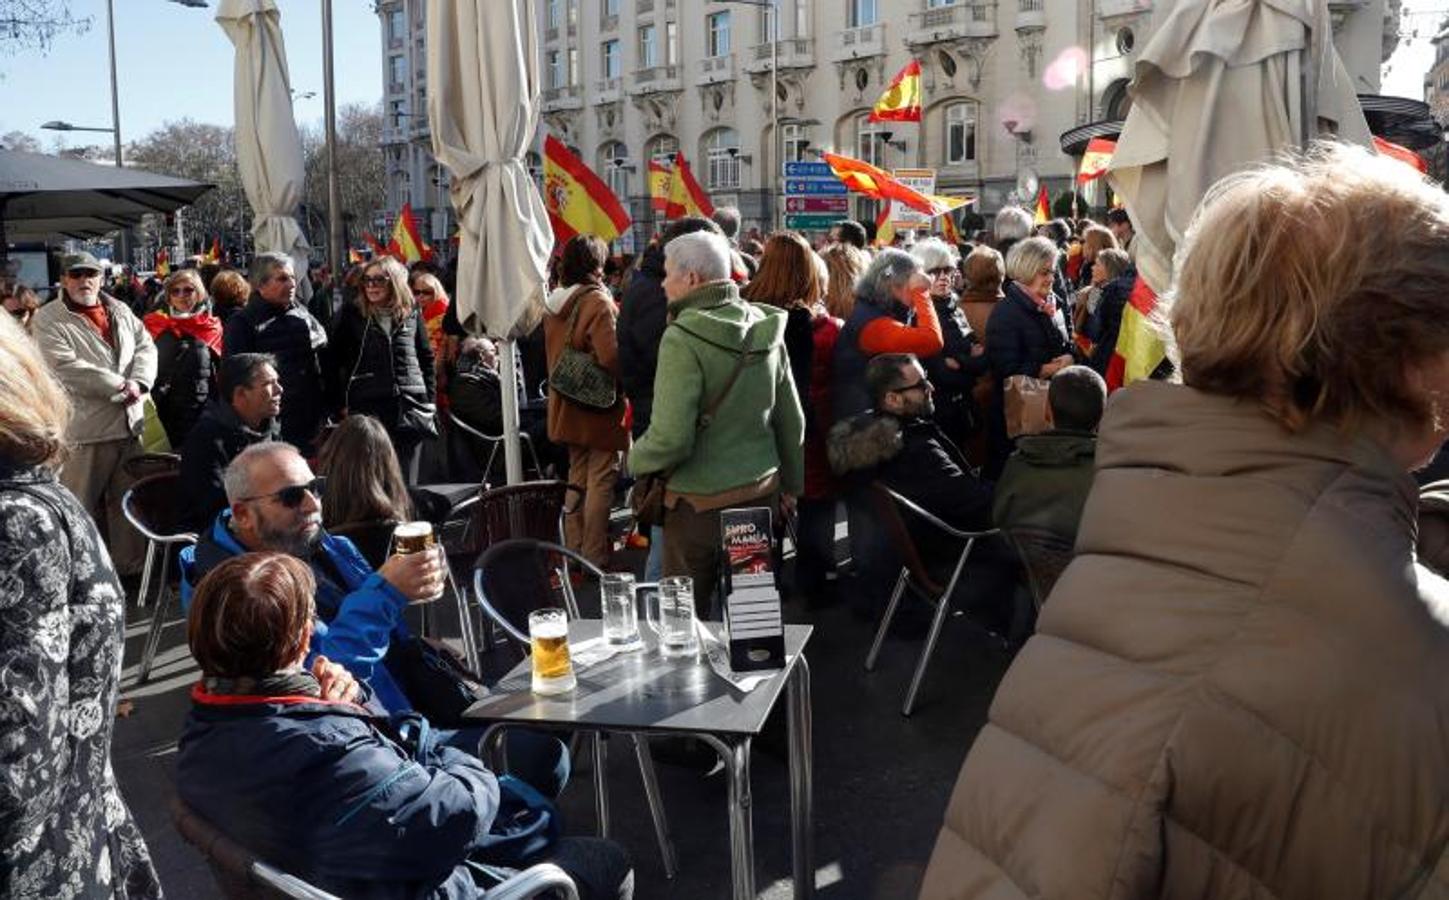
[[33, 252, 157, 576]]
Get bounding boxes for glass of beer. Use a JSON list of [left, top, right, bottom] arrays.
[[392, 521, 444, 602], [601, 573, 641, 650], [529, 608, 576, 695]]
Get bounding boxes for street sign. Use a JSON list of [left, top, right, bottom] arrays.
[[785, 213, 847, 229], [784, 178, 847, 195], [784, 196, 849, 213], [890, 168, 937, 229], [783, 161, 834, 178]]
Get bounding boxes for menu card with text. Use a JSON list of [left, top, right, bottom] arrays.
[[720, 507, 786, 671]]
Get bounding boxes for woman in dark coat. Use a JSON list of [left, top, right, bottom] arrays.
[[0, 314, 161, 900], [331, 256, 437, 482], [912, 237, 988, 450], [144, 268, 223, 447]]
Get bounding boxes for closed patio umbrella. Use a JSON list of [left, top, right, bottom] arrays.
[[427, 0, 552, 483], [217, 0, 312, 298], [1108, 0, 1372, 296]]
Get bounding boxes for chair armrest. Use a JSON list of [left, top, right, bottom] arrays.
[[881, 486, 999, 542], [485, 862, 579, 900], [250, 862, 343, 900]]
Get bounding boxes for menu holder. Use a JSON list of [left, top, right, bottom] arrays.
[[720, 506, 787, 671]]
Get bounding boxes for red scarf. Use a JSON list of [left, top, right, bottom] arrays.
[[144, 309, 223, 355]]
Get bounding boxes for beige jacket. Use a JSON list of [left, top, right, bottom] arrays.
[[920, 381, 1449, 900], [33, 293, 157, 445]]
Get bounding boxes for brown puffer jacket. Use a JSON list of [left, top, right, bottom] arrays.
[[543, 283, 629, 453], [919, 380, 1449, 900]]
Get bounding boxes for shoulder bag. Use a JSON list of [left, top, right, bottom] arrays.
[[629, 321, 759, 529], [548, 288, 617, 410]]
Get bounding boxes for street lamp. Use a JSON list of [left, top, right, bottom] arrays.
[[40, 121, 116, 133], [720, 0, 779, 229]]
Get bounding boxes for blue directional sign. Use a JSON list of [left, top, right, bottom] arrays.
[[784, 178, 847, 196], [783, 161, 835, 178]]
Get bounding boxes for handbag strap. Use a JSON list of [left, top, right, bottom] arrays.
[[561, 286, 592, 347], [691, 319, 760, 431]]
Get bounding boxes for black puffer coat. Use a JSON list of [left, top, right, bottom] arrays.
[[223, 294, 329, 452], [152, 328, 216, 446], [330, 302, 437, 440]]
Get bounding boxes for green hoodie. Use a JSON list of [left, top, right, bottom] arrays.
[[628, 280, 805, 496], [992, 429, 1098, 539]]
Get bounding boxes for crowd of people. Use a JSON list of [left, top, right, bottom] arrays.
[[8, 139, 1449, 898]]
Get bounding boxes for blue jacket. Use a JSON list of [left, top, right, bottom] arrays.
[[177, 688, 499, 899], [181, 512, 415, 711]]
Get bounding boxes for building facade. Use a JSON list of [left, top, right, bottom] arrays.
[[379, 0, 1397, 246]]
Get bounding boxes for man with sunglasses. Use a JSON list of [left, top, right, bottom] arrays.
[[32, 251, 158, 579]]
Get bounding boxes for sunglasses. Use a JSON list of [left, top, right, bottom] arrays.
[[891, 379, 931, 395], [238, 476, 326, 509], [413, 287, 434, 297], [67, 268, 101, 278], [362, 275, 390, 287], [169, 285, 198, 296], [928, 267, 955, 278]]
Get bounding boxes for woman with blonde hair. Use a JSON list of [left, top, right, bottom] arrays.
[[145, 267, 223, 445], [330, 255, 437, 481], [922, 142, 1449, 899], [0, 314, 162, 899], [819, 242, 869, 321]]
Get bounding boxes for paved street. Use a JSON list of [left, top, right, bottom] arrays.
[[112, 568, 1012, 899]]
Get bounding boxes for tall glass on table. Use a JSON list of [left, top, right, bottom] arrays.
[[529, 607, 576, 694], [601, 572, 642, 650], [644, 575, 699, 658]]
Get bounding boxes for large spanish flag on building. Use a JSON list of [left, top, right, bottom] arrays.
[[389, 202, 432, 263], [1106, 275, 1167, 392], [821, 151, 969, 218], [665, 152, 714, 219], [868, 60, 922, 123], [543, 135, 632, 244], [1077, 137, 1116, 184], [647, 159, 672, 213]]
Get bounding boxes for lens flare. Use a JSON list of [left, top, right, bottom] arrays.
[[1043, 46, 1089, 92]]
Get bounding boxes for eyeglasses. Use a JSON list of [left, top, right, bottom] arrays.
[[891, 379, 932, 395], [238, 477, 326, 509], [169, 285, 198, 296], [362, 275, 390, 287], [928, 267, 955, 278], [66, 268, 101, 279], [413, 287, 434, 297]]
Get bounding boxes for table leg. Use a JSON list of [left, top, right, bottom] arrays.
[[701, 734, 755, 900], [788, 656, 815, 900], [593, 731, 610, 838], [630, 733, 678, 879]]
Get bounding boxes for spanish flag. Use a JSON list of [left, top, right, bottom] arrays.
[[202, 236, 222, 264], [665, 152, 714, 219], [941, 212, 961, 246], [543, 135, 632, 244], [155, 248, 170, 277], [874, 203, 895, 247], [647, 159, 672, 214], [1372, 135, 1427, 174], [868, 60, 922, 124], [1076, 137, 1116, 184], [1033, 182, 1050, 224], [822, 151, 970, 218], [389, 202, 432, 263], [348, 247, 363, 265], [1105, 276, 1167, 392], [363, 231, 388, 259]]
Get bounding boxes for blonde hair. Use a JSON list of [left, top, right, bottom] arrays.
[[0, 313, 72, 467], [1004, 236, 1059, 285], [409, 271, 448, 306], [163, 269, 208, 309], [820, 243, 869, 319], [357, 256, 415, 318], [1170, 140, 1449, 434], [1080, 225, 1118, 262]]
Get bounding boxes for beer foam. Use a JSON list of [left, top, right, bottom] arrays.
[[394, 521, 432, 539], [531, 618, 569, 639]]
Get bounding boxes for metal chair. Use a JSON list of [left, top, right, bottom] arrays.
[[171, 795, 578, 900], [122, 451, 181, 482], [451, 413, 544, 483], [1004, 525, 1076, 611], [122, 472, 198, 683], [474, 538, 679, 880], [863, 483, 1000, 717]]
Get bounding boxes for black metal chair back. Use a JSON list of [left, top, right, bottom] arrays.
[[122, 452, 181, 482], [473, 538, 604, 645]]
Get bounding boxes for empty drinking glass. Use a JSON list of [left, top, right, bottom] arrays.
[[602, 573, 642, 650], [529, 608, 576, 695], [644, 575, 699, 658]]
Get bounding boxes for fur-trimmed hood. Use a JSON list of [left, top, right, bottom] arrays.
[[826, 410, 904, 476]]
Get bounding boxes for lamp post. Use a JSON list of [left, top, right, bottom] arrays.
[[721, 0, 779, 230], [322, 0, 345, 289]]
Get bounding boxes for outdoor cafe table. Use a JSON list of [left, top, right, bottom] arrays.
[[463, 620, 815, 900]]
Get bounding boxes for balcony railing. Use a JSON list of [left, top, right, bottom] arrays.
[[637, 0, 653, 12], [541, 84, 584, 110], [1016, 0, 1045, 30], [697, 54, 736, 85], [593, 76, 623, 103], [832, 22, 887, 62], [907, 2, 997, 44], [744, 38, 814, 73], [629, 64, 682, 94]]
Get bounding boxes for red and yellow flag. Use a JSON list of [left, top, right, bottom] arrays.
[[941, 212, 961, 245], [821, 151, 969, 218], [1033, 183, 1050, 224], [1077, 137, 1116, 184], [155, 248, 170, 277], [1372, 135, 1427, 174], [874, 203, 896, 247], [665, 152, 714, 219], [201, 236, 222, 264], [363, 231, 388, 259], [543, 135, 632, 244], [868, 60, 922, 123], [388, 202, 432, 263], [1106, 275, 1167, 392], [348, 247, 363, 265], [647, 159, 672, 214]]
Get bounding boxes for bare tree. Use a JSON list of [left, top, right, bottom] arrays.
[[0, 130, 40, 152], [126, 119, 249, 258], [0, 0, 92, 54], [300, 102, 386, 258]]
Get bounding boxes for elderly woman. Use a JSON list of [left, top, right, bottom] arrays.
[[144, 267, 224, 446], [332, 255, 437, 482], [0, 314, 161, 898], [628, 231, 804, 614], [207, 268, 251, 324], [920, 143, 1449, 898], [1076, 246, 1133, 354], [830, 248, 944, 422], [178, 552, 633, 900], [913, 237, 987, 449], [1086, 247, 1141, 379]]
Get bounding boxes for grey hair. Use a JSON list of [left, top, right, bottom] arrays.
[[664, 231, 732, 283], [223, 440, 300, 504], [1004, 236, 1060, 285], [994, 206, 1034, 243], [855, 248, 923, 309], [711, 206, 742, 241], [910, 237, 958, 273], [248, 252, 294, 289], [1095, 247, 1131, 282]]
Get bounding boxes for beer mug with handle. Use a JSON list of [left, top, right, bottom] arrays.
[[643, 576, 699, 658], [529, 608, 576, 694]]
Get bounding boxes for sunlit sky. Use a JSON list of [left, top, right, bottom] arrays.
[[0, 0, 1442, 151]]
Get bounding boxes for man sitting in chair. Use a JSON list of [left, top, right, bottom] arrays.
[[180, 441, 569, 796], [178, 353, 282, 532]]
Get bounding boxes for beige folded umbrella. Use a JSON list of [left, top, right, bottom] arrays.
[[217, 0, 312, 300], [1108, 0, 1372, 295]]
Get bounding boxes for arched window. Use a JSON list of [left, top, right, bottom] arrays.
[[646, 134, 678, 166], [944, 101, 977, 165], [703, 127, 739, 190], [1102, 78, 1133, 121], [598, 141, 629, 199]]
